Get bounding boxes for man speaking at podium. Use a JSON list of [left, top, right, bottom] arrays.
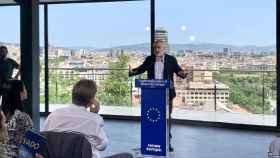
[[128, 39, 188, 152]]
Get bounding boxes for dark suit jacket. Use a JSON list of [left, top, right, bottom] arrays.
[[129, 54, 186, 99]]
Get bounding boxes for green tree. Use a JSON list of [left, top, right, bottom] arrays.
[[215, 72, 273, 114], [98, 54, 131, 106], [47, 69, 80, 104]]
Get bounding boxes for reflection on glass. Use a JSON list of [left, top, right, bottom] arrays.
[[42, 2, 150, 113], [155, 0, 276, 126]]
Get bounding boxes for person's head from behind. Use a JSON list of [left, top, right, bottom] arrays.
[[1, 80, 27, 118], [0, 45, 8, 60], [153, 40, 165, 57], [72, 79, 97, 108]]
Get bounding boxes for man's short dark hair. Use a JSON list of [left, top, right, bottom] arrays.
[[72, 79, 97, 107], [0, 46, 7, 51], [0, 45, 8, 60]]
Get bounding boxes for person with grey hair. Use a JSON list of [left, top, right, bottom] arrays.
[[129, 40, 188, 152], [42, 79, 132, 158]]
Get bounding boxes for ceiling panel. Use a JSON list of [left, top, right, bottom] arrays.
[[0, 0, 17, 5], [0, 0, 142, 6], [39, 0, 142, 4]]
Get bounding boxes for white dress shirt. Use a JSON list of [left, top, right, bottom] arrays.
[[154, 56, 164, 79], [42, 104, 108, 158]]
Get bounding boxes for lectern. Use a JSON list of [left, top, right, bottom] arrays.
[[135, 79, 171, 157]]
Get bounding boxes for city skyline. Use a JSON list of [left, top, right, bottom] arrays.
[[0, 41, 276, 54], [0, 0, 276, 48]]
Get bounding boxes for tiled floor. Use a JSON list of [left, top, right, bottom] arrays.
[[40, 118, 278, 158]]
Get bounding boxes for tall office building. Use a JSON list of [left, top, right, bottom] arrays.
[[155, 28, 169, 53], [223, 48, 229, 54], [223, 47, 231, 56]]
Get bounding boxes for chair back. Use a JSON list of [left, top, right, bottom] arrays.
[[41, 131, 92, 158]]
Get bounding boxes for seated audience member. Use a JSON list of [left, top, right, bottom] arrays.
[[0, 109, 44, 158], [1, 80, 33, 158], [42, 79, 132, 158], [1, 80, 44, 158]]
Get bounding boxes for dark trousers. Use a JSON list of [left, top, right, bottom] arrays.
[[0, 79, 10, 96], [0, 79, 4, 95], [169, 96, 174, 146]]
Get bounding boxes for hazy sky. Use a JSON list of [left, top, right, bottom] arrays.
[[0, 0, 276, 48]]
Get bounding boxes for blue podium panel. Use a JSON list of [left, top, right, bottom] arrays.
[[136, 80, 171, 157], [141, 88, 168, 156]]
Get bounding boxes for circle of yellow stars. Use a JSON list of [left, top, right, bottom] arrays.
[[146, 107, 161, 123]]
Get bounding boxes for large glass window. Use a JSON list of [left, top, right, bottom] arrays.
[[0, 6, 20, 76], [44, 1, 150, 114], [0, 6, 20, 106], [40, 5, 46, 113], [156, 0, 276, 126]]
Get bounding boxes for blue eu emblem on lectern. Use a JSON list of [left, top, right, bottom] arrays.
[[146, 107, 161, 123], [135, 80, 171, 157]]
